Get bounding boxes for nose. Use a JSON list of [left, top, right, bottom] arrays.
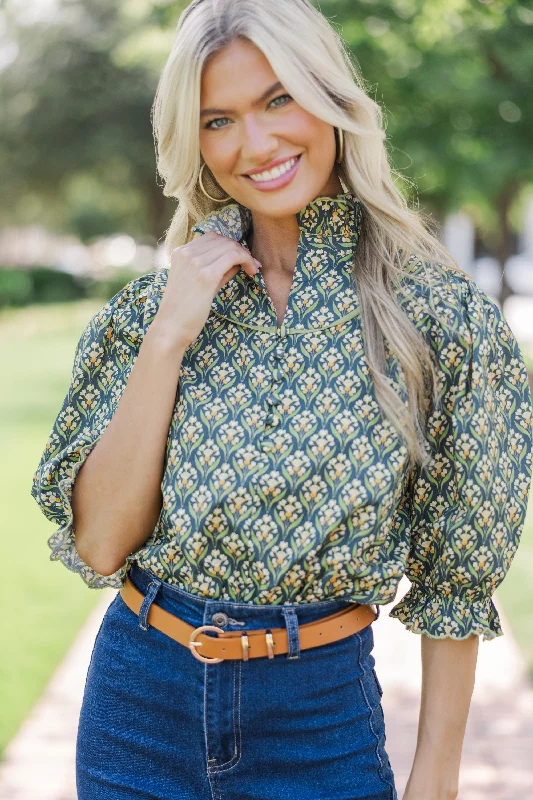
[[240, 116, 278, 168]]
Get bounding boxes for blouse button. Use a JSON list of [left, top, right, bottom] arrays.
[[265, 413, 279, 426], [266, 394, 281, 407]]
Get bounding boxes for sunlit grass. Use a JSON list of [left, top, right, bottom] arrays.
[[0, 300, 105, 756]]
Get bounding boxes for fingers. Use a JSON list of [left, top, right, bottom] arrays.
[[203, 251, 260, 285], [171, 233, 261, 277], [215, 264, 241, 294]]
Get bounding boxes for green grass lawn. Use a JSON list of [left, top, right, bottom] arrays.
[[1, 300, 532, 756], [0, 300, 107, 757]]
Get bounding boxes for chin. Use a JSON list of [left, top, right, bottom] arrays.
[[245, 185, 325, 216]]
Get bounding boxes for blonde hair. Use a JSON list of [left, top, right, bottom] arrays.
[[151, 0, 470, 470]]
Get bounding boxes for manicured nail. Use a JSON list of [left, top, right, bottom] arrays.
[[253, 258, 262, 269]]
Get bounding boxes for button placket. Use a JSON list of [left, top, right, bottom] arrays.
[[267, 361, 282, 410], [257, 325, 287, 443], [266, 394, 281, 408]]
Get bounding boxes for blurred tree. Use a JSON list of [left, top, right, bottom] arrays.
[[0, 0, 187, 243], [321, 0, 533, 302], [1, 0, 531, 303]]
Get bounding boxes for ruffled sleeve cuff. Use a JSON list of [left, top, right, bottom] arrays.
[[34, 437, 134, 590], [388, 584, 504, 641]]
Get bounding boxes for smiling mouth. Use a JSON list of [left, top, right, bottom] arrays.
[[243, 155, 302, 183]]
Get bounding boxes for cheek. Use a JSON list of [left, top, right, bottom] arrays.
[[199, 135, 237, 175], [288, 110, 335, 157], [309, 124, 336, 160]]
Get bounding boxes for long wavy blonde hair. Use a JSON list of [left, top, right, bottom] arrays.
[[151, 0, 470, 472]]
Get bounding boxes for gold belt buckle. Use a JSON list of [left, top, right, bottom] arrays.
[[189, 625, 225, 664]]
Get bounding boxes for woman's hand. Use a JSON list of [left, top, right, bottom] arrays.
[[154, 231, 261, 348]]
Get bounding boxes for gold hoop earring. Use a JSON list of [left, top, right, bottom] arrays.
[[335, 127, 344, 163], [198, 162, 232, 203]]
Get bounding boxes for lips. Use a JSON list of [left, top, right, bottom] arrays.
[[242, 154, 302, 191], [243, 154, 300, 179]]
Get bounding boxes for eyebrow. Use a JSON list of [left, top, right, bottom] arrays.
[[200, 81, 283, 119]]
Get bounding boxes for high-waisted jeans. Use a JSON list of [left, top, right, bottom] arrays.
[[76, 561, 398, 799]]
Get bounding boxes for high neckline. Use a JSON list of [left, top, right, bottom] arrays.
[[191, 190, 364, 332], [192, 190, 362, 246]]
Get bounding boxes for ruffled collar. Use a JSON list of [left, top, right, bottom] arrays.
[[191, 191, 363, 333]]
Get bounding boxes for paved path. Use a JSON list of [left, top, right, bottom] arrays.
[[0, 588, 116, 800], [1, 577, 532, 799], [374, 579, 533, 798]]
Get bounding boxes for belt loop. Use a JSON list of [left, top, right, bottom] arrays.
[[282, 607, 300, 660], [138, 579, 162, 631]]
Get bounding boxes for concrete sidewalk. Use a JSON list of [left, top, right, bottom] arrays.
[[1, 577, 532, 799], [374, 578, 533, 798]]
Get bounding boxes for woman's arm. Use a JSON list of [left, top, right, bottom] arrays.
[[402, 633, 479, 800], [72, 232, 260, 577], [72, 325, 188, 576]]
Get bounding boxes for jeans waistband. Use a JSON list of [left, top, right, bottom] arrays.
[[126, 561, 365, 631]]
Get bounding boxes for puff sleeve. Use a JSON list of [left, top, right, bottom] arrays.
[[30, 272, 159, 589], [389, 275, 533, 640]]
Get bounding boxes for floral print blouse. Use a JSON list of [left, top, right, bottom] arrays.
[[30, 191, 533, 640]]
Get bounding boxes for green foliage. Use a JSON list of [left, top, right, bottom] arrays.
[[318, 0, 533, 219], [0, 267, 144, 309], [0, 268, 84, 308], [0, 269, 34, 308], [0, 0, 173, 240], [84, 268, 147, 300], [1, 0, 531, 243], [30, 268, 84, 304]]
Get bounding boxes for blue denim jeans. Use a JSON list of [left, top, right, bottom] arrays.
[[76, 561, 398, 799]]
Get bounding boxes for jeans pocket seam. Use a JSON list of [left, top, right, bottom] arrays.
[[372, 666, 384, 698], [357, 645, 396, 796], [208, 659, 243, 774]]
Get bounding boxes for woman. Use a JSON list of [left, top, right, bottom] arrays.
[[31, 0, 532, 798]]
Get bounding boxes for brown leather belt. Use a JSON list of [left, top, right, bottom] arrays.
[[120, 575, 378, 663]]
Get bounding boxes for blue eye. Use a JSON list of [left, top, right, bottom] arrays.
[[203, 94, 293, 130], [270, 93, 293, 107], [204, 117, 230, 131]]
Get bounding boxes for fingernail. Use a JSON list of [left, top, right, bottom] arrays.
[[253, 258, 262, 269]]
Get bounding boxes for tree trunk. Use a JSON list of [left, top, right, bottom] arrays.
[[144, 180, 172, 244], [495, 183, 518, 310]]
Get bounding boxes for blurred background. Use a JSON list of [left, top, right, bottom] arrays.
[[1, 0, 532, 797]]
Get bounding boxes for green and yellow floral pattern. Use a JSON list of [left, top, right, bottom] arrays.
[[31, 192, 532, 640]]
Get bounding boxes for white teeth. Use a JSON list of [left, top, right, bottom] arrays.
[[248, 156, 298, 182]]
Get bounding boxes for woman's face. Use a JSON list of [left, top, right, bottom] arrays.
[[199, 37, 343, 218]]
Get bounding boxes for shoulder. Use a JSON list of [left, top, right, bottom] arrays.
[[396, 256, 530, 410], [91, 267, 169, 323], [394, 253, 505, 353], [78, 268, 169, 351], [105, 268, 168, 314]]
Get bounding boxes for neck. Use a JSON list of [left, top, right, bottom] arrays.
[[248, 174, 345, 276], [248, 213, 300, 277]]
